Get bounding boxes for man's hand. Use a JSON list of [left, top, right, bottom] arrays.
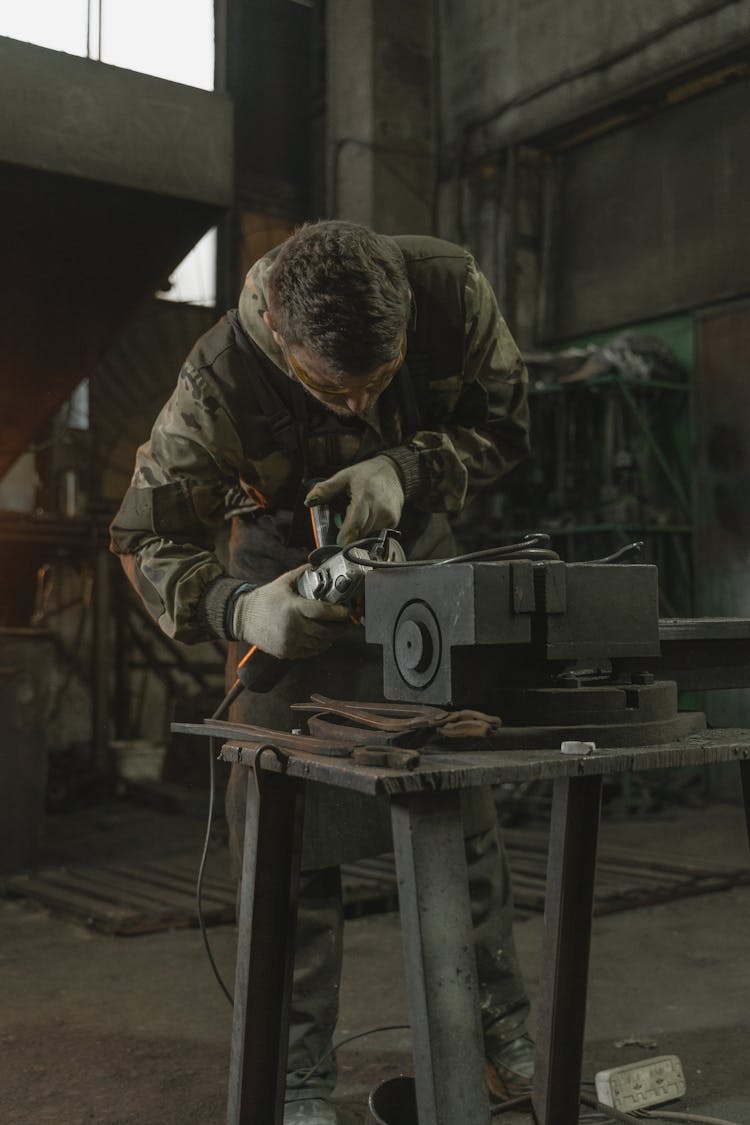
[[232, 565, 349, 659], [305, 455, 404, 545]]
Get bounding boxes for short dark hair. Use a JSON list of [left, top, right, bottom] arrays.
[[267, 221, 411, 374]]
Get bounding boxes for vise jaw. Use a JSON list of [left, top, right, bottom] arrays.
[[364, 560, 660, 708]]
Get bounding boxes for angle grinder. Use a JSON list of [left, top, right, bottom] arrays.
[[220, 500, 404, 707]]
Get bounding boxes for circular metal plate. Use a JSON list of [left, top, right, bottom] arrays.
[[393, 600, 441, 689]]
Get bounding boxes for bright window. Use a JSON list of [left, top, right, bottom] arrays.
[[0, 0, 218, 305], [0, 0, 214, 88]]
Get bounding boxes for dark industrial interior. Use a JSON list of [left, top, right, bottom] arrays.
[[2, 3, 750, 1124]]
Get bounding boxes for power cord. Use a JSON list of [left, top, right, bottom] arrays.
[[195, 679, 251, 1008], [196, 733, 233, 1006], [577, 1093, 741, 1125], [341, 531, 645, 569], [296, 1024, 411, 1084], [489, 1092, 739, 1124], [636, 1114, 741, 1124], [342, 530, 559, 568]]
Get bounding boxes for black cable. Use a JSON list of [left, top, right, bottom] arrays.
[[639, 1113, 741, 1125], [587, 541, 645, 564], [195, 683, 247, 1008], [343, 531, 650, 569], [579, 1093, 647, 1123], [196, 734, 233, 1006], [342, 531, 559, 569], [578, 1093, 741, 1125], [489, 1093, 533, 1115], [296, 1024, 411, 1084]]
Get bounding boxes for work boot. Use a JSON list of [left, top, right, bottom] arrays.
[[283, 1097, 339, 1124], [486, 1033, 535, 1102]]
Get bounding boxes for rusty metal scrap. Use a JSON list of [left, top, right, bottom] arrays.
[[291, 694, 503, 741]]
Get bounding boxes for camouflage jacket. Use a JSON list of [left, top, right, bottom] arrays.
[[110, 235, 530, 643]]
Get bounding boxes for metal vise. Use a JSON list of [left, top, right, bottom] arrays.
[[364, 559, 660, 709]]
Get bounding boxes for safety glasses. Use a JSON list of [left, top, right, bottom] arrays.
[[285, 334, 406, 398]]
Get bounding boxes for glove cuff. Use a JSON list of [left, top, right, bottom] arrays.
[[198, 575, 251, 639], [381, 446, 423, 499]]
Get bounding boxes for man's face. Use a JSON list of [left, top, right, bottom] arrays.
[[263, 311, 404, 417]]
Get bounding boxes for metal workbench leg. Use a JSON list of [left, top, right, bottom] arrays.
[[391, 791, 491, 1125], [740, 758, 750, 852], [532, 774, 602, 1125], [228, 767, 305, 1125]]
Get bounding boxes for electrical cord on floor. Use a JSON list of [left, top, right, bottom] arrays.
[[296, 1024, 411, 1084], [489, 1093, 533, 1115], [637, 1114, 742, 1124], [577, 1092, 741, 1125], [488, 1091, 739, 1125]]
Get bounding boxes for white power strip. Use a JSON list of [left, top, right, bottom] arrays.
[[595, 1055, 686, 1111]]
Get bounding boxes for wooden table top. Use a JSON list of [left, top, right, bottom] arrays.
[[174, 725, 750, 798]]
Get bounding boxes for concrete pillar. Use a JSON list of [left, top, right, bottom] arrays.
[[327, 0, 437, 234], [214, 0, 314, 306]]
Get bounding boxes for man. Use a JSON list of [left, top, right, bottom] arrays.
[[111, 221, 533, 1124]]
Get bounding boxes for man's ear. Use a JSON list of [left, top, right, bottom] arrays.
[[263, 310, 283, 347]]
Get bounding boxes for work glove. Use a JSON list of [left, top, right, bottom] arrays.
[[305, 455, 404, 545], [231, 565, 349, 659]]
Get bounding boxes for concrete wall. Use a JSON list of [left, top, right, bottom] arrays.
[[0, 36, 232, 205], [327, 0, 436, 233], [435, 0, 750, 346], [439, 0, 750, 155]]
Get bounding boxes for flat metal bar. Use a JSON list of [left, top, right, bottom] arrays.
[[391, 791, 491, 1125], [532, 774, 603, 1125], [614, 618, 750, 692], [228, 766, 305, 1125], [659, 617, 750, 640]]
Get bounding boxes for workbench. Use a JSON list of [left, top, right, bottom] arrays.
[[183, 724, 750, 1125]]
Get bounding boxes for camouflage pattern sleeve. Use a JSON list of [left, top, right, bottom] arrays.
[[387, 261, 530, 514], [109, 360, 246, 643]]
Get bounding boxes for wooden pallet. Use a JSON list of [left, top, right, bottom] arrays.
[[342, 829, 750, 920], [5, 829, 749, 934], [4, 853, 236, 935]]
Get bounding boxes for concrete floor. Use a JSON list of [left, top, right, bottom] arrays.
[[1, 797, 749, 1125]]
